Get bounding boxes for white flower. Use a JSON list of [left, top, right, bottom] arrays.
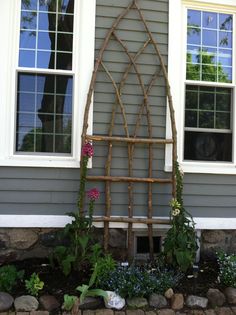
[[172, 208, 180, 216]]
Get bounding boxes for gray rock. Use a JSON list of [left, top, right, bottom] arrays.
[[0, 292, 14, 312], [109, 229, 126, 248], [224, 287, 236, 304], [149, 293, 168, 308], [9, 229, 38, 250], [158, 310, 175, 315], [0, 233, 9, 250], [203, 230, 225, 244], [0, 250, 17, 265], [79, 296, 103, 310], [186, 295, 208, 309], [126, 297, 148, 309], [207, 288, 225, 307], [39, 231, 69, 247], [39, 294, 60, 311], [14, 295, 39, 311]]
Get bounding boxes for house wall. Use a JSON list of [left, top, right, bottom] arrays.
[[0, 0, 235, 261]]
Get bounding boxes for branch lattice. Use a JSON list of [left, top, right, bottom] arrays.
[[80, 0, 177, 260]]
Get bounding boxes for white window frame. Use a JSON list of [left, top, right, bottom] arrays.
[[0, 0, 95, 168], [166, 0, 236, 174]]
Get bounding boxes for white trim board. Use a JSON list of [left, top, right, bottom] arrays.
[[0, 215, 235, 230]]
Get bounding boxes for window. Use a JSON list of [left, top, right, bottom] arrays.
[[167, 0, 236, 174], [0, 0, 95, 167], [185, 9, 233, 162]]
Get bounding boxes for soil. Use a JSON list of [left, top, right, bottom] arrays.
[[11, 257, 220, 303], [12, 258, 87, 302]]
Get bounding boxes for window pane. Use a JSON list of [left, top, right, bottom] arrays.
[[16, 72, 73, 154], [187, 9, 201, 27], [185, 110, 197, 127], [186, 9, 233, 83], [219, 14, 232, 30], [19, 0, 74, 70], [185, 85, 232, 130], [203, 12, 217, 29], [184, 131, 232, 161]]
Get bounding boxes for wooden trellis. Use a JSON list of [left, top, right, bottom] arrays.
[[80, 0, 177, 260]]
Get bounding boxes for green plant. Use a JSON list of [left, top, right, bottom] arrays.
[[163, 161, 198, 272], [0, 265, 24, 293], [76, 263, 108, 302], [25, 273, 44, 296], [62, 294, 78, 311], [217, 251, 236, 287], [95, 254, 117, 286], [98, 259, 182, 299], [51, 142, 102, 275]]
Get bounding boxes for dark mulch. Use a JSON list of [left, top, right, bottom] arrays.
[[176, 259, 220, 296], [10, 257, 220, 303], [12, 258, 87, 302]]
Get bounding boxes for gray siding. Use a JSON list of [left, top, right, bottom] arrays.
[[0, 0, 235, 220]]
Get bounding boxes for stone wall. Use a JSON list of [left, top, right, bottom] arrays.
[[0, 228, 127, 264], [0, 228, 235, 264], [201, 230, 236, 260]]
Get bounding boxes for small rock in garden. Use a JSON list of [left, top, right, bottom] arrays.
[[14, 295, 39, 311], [39, 294, 60, 311], [0, 292, 14, 312], [126, 297, 148, 308], [104, 291, 125, 310], [206, 288, 225, 307], [156, 309, 175, 315], [215, 306, 234, 315], [171, 293, 184, 310], [185, 295, 208, 309], [148, 293, 167, 308], [79, 296, 103, 310], [205, 310, 217, 315], [224, 287, 236, 304], [164, 288, 174, 299]]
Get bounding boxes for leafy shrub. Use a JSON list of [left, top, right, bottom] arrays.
[[0, 265, 24, 293], [98, 264, 182, 299], [95, 254, 117, 286], [25, 273, 44, 296], [217, 251, 236, 287]]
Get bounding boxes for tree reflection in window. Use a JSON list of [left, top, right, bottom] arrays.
[[186, 10, 232, 83]]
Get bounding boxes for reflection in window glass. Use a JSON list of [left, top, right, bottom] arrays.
[[16, 73, 73, 154], [185, 85, 231, 130], [19, 0, 74, 70], [186, 9, 232, 83], [184, 131, 232, 161]]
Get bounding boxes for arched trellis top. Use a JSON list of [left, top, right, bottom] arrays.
[[80, 0, 177, 260]]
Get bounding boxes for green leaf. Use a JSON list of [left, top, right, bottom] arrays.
[[89, 263, 98, 287], [62, 255, 76, 276]]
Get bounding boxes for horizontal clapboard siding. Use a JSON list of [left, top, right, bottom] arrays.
[[0, 0, 235, 224]]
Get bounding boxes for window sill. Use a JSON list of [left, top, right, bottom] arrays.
[[0, 155, 81, 168], [165, 161, 236, 175]]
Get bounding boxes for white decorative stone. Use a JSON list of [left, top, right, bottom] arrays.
[[104, 291, 125, 310]]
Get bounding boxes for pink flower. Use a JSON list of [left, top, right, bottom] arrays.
[[82, 142, 94, 157], [87, 188, 100, 201]]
